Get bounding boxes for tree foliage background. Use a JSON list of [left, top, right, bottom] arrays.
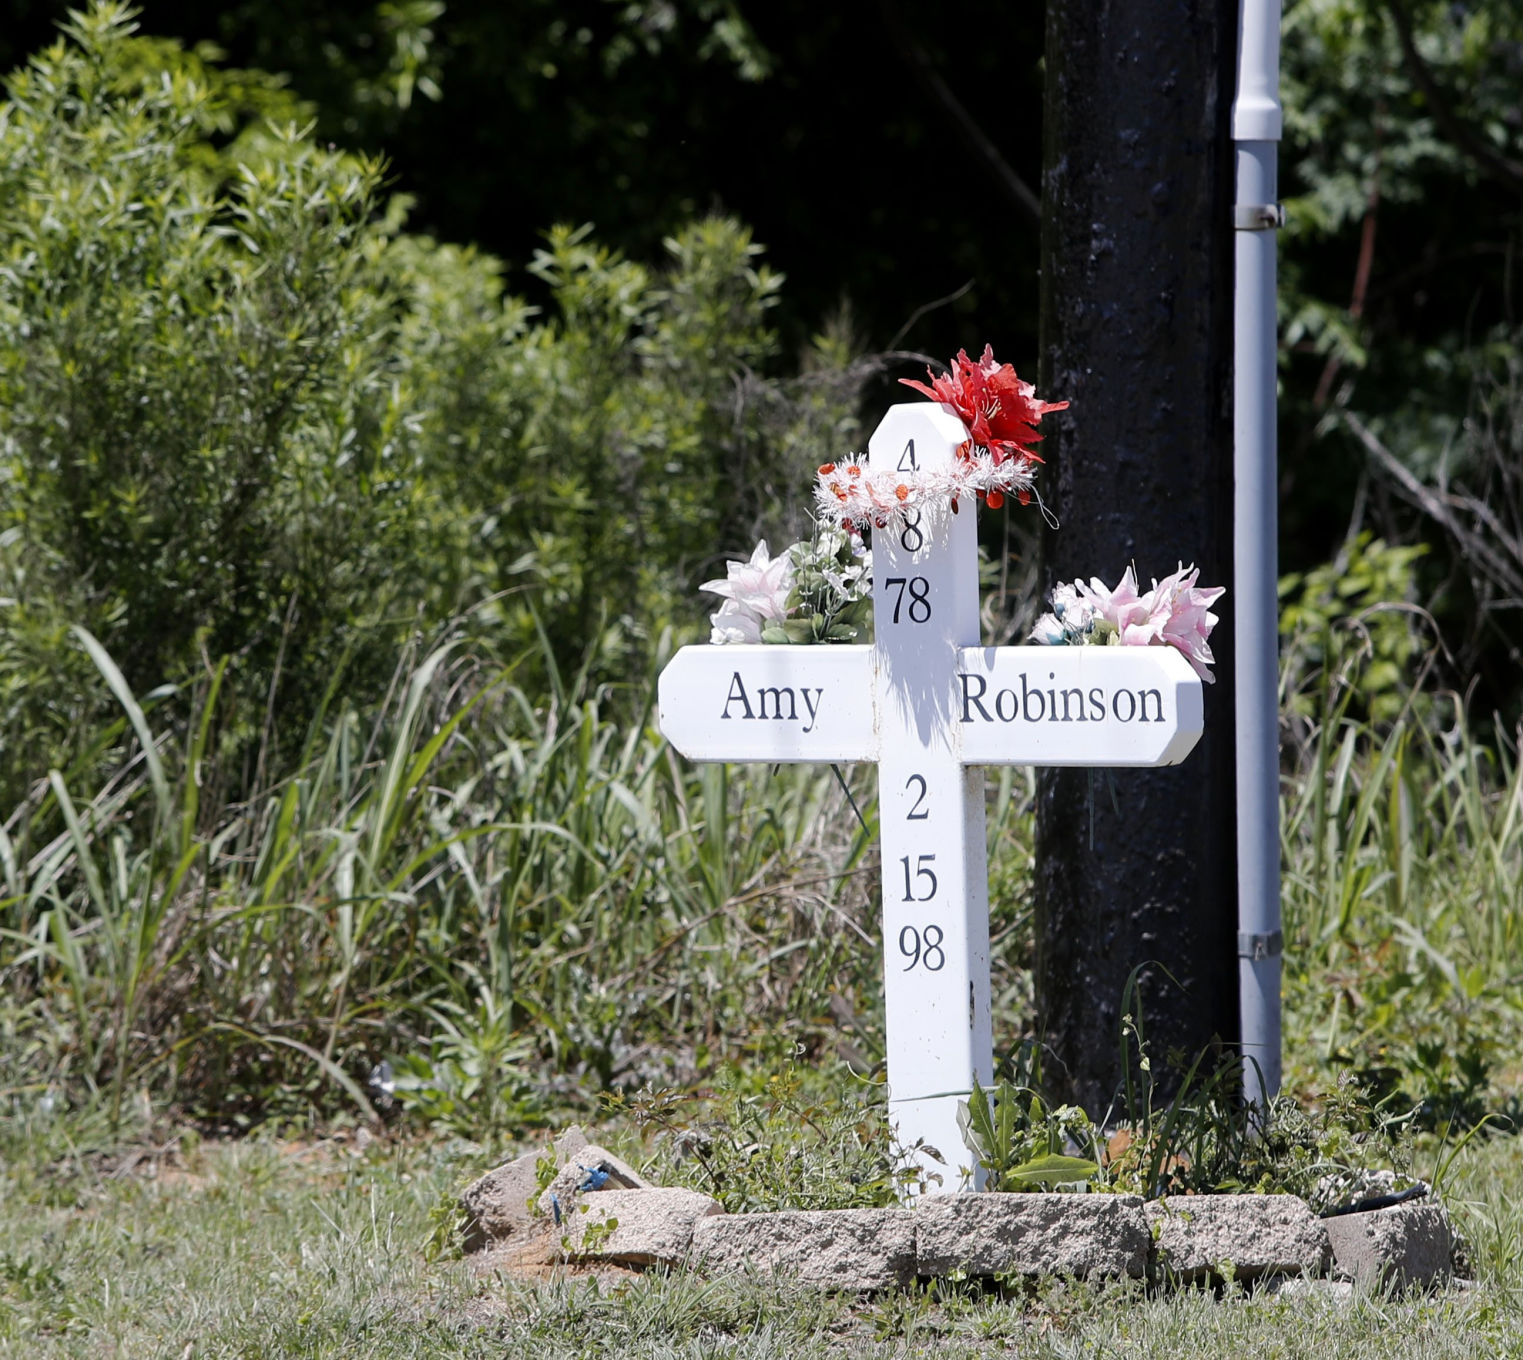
[[4, 0, 1512, 698], [4, 0, 1518, 640], [0, 0, 1520, 1128]]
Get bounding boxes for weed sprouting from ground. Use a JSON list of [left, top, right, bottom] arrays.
[[607, 1066, 908, 1211]]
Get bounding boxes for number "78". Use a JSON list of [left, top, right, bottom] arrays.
[[883, 576, 931, 624]]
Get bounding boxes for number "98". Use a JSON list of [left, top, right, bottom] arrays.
[[899, 924, 945, 971]]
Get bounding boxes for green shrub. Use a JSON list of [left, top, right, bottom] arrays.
[[0, 4, 442, 787], [399, 214, 786, 685], [1279, 531, 1430, 727], [0, 4, 863, 802]]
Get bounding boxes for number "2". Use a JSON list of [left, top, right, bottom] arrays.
[[905, 774, 929, 820]]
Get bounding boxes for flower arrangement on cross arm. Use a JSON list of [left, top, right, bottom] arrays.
[[1029, 564, 1225, 683], [703, 527, 872, 645], [700, 343, 1225, 682]]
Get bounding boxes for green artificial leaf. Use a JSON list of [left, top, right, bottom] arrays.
[[1003, 1154, 1100, 1188]]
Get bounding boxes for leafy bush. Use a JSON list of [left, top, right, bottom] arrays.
[[0, 4, 433, 783], [407, 214, 785, 682], [0, 4, 863, 803], [1279, 532, 1430, 726], [1277, 0, 1523, 710]]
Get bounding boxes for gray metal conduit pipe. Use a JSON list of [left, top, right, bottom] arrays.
[[1233, 0, 1285, 1106]]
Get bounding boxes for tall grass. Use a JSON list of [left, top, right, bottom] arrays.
[[2, 589, 1521, 1139], [0, 627, 879, 1131], [1278, 615, 1523, 1122]]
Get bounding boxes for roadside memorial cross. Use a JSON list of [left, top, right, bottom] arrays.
[[658, 403, 1204, 1192]]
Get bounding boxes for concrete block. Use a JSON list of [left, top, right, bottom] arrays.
[[915, 1193, 1148, 1279], [459, 1125, 590, 1252], [557, 1188, 723, 1266], [1325, 1203, 1453, 1291], [537, 1144, 652, 1222], [1146, 1195, 1331, 1283], [692, 1209, 917, 1291]]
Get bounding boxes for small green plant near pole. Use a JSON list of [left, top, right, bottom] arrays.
[[953, 982, 1444, 1206], [957, 1078, 1100, 1191]]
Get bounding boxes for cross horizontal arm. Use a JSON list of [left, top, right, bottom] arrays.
[[657, 644, 875, 762], [955, 645, 1203, 767], [657, 642, 1201, 769]]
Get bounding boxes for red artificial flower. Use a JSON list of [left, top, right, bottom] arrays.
[[900, 345, 1068, 467]]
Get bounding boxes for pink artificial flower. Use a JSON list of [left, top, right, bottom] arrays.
[[1148, 562, 1225, 683], [1058, 563, 1224, 682], [701, 540, 796, 644], [700, 540, 794, 622], [1076, 566, 1163, 646]]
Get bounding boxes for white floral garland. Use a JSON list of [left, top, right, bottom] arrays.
[[813, 449, 1037, 534]]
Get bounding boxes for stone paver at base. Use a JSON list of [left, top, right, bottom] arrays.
[[692, 1209, 917, 1291], [536, 1144, 651, 1221], [1146, 1195, 1331, 1283], [915, 1193, 1149, 1280], [1325, 1203, 1454, 1291], [557, 1188, 723, 1266], [459, 1126, 589, 1253], [457, 1125, 1469, 1298]]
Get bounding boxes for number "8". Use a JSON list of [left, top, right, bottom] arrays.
[[906, 577, 930, 622], [900, 512, 924, 554]]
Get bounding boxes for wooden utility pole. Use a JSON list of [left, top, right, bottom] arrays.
[[1034, 0, 1241, 1113]]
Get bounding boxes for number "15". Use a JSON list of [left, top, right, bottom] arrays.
[[900, 854, 937, 902]]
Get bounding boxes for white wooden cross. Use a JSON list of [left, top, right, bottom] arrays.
[[658, 404, 1203, 1192]]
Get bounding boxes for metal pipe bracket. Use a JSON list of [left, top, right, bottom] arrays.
[[1233, 203, 1285, 231], [1237, 929, 1284, 960]]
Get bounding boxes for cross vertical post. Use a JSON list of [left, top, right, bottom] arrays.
[[867, 406, 992, 1191]]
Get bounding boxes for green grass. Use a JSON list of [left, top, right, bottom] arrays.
[[0, 1115, 1519, 1357], [1, 543, 1521, 1351], [2, 609, 1521, 1165], [3, 535, 1518, 1145]]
